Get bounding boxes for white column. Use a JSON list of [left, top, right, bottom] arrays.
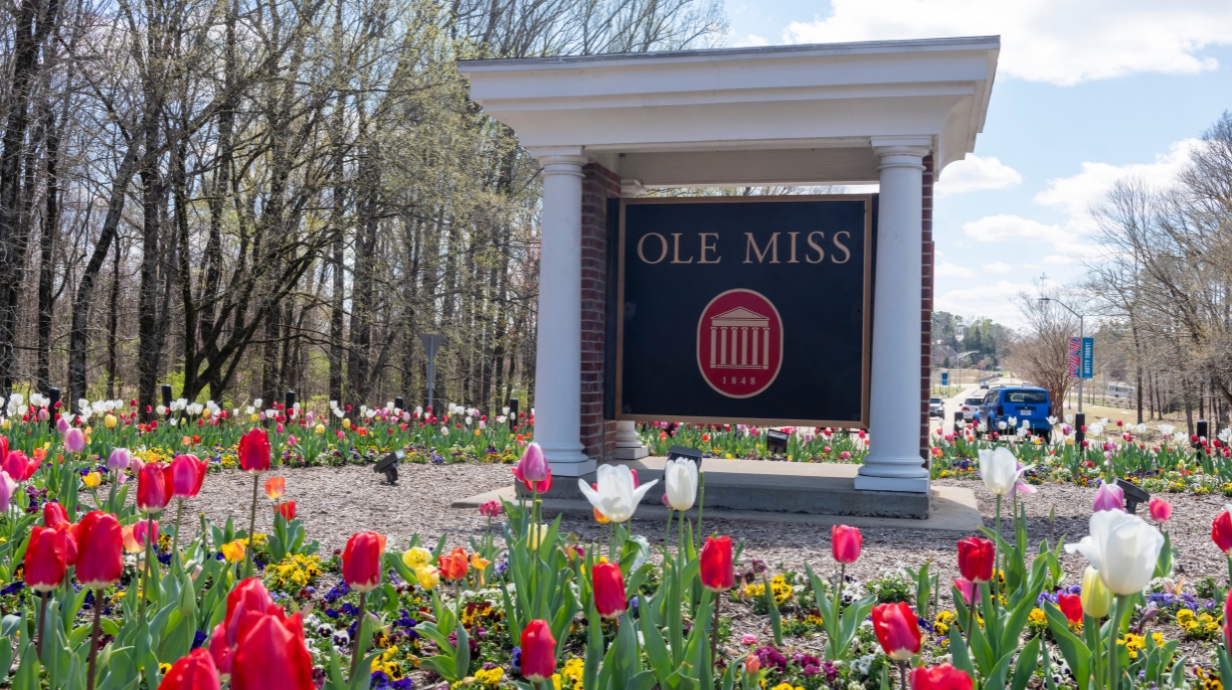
[[856, 138, 931, 493], [529, 148, 593, 476]]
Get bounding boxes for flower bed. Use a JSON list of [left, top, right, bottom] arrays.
[[4, 428, 1232, 690]]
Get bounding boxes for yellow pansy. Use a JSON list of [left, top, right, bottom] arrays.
[[82, 472, 102, 488]]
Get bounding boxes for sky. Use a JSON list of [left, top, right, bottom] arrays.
[[722, 0, 1232, 327]]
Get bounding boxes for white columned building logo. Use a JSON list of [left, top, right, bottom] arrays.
[[697, 289, 783, 399]]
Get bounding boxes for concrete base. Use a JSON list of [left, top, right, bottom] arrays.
[[456, 473, 979, 532], [614, 446, 650, 460], [494, 458, 959, 521], [853, 473, 930, 493]]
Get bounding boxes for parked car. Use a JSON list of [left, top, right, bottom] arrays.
[[960, 396, 984, 422], [979, 381, 990, 390], [929, 397, 945, 418], [979, 386, 1052, 435]]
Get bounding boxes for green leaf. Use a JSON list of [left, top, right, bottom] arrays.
[[1043, 603, 1090, 690], [1010, 635, 1042, 690], [454, 621, 471, 681]]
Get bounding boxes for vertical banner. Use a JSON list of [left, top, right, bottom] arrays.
[[1068, 337, 1080, 378], [1081, 337, 1094, 379], [940, 372, 949, 387]]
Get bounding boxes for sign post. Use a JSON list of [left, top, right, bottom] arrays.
[[419, 333, 445, 411], [940, 371, 949, 388]]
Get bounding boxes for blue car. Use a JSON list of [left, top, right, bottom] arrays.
[[979, 387, 1052, 435]]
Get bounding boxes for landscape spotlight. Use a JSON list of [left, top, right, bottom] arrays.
[[374, 450, 405, 486], [1114, 478, 1150, 515], [766, 428, 790, 455]]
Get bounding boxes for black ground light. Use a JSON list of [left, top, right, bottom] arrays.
[[395, 396, 404, 411], [161, 384, 173, 416], [374, 450, 405, 485], [285, 390, 296, 411], [765, 428, 789, 455], [508, 398, 519, 430], [1115, 478, 1150, 515], [48, 387, 60, 427]]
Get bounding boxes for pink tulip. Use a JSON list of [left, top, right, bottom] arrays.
[[56, 417, 70, 434], [1149, 498, 1172, 522], [1092, 483, 1124, 512], [952, 578, 976, 605], [64, 428, 86, 454], [518, 442, 549, 483]]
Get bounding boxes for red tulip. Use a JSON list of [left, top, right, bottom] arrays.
[[222, 578, 279, 647], [910, 664, 973, 690], [1213, 510, 1232, 553], [137, 461, 174, 513], [170, 454, 207, 499], [24, 525, 73, 592], [0, 435, 6, 463], [1224, 588, 1232, 650], [43, 501, 69, 527], [519, 619, 557, 682], [238, 428, 271, 474], [2, 449, 40, 481], [957, 536, 995, 583], [264, 477, 285, 501], [872, 602, 922, 660], [159, 649, 221, 690], [438, 546, 468, 582], [342, 532, 386, 592], [700, 535, 735, 591], [1058, 593, 1083, 624], [274, 501, 296, 520], [831, 524, 862, 564], [592, 562, 627, 619], [230, 609, 315, 690], [208, 623, 234, 677], [75, 511, 124, 589], [1149, 498, 1172, 522]]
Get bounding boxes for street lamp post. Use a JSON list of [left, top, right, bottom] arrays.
[[1039, 296, 1086, 446]]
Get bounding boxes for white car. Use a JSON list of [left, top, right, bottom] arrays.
[[960, 397, 984, 422], [929, 397, 945, 418]]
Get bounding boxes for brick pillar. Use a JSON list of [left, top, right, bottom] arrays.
[[579, 163, 619, 462], [920, 155, 935, 465]]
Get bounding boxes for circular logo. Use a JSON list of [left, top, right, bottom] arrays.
[[696, 289, 783, 399]]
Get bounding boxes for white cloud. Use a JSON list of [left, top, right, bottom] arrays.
[[936, 155, 1022, 195], [1033, 139, 1200, 231], [732, 33, 769, 47], [936, 261, 975, 278], [936, 281, 1034, 326], [962, 214, 1067, 244], [784, 0, 1232, 86], [982, 261, 1013, 275]]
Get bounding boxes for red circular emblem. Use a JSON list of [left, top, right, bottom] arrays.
[[696, 289, 783, 399]]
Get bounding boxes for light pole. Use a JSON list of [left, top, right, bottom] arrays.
[[1039, 296, 1086, 449]]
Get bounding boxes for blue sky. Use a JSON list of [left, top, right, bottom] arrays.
[[723, 0, 1232, 326]]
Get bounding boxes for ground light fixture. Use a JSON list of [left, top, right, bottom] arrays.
[[1114, 478, 1150, 515], [374, 450, 404, 485], [765, 428, 789, 455]]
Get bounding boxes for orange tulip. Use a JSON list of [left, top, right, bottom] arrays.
[[439, 546, 469, 581], [264, 477, 285, 501]]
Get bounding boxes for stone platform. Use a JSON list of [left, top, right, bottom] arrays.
[[454, 458, 982, 531]]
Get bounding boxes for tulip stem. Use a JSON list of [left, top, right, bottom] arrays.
[[697, 472, 706, 538], [678, 508, 685, 560], [1108, 596, 1125, 690], [665, 509, 674, 556], [244, 473, 259, 579], [710, 591, 721, 667], [898, 661, 909, 690], [349, 592, 368, 682], [833, 563, 845, 633], [36, 592, 47, 662], [172, 498, 184, 562], [994, 494, 1002, 600], [140, 517, 156, 628], [87, 590, 102, 690]]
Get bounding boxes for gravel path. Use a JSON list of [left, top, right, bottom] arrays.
[[181, 464, 1228, 590]]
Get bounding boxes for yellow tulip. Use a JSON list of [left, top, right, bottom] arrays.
[[413, 566, 440, 591], [201, 408, 211, 419], [402, 547, 432, 569], [1081, 566, 1112, 618], [342, 418, 352, 430], [315, 424, 325, 435], [220, 541, 246, 563], [250, 413, 259, 422], [104, 414, 117, 429]]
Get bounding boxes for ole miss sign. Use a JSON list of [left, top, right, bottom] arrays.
[[605, 195, 875, 427]]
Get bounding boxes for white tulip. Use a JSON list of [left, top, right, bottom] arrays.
[[664, 458, 699, 511], [1158, 424, 1175, 435], [977, 447, 1029, 496], [1064, 510, 1164, 596], [577, 464, 658, 523]]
